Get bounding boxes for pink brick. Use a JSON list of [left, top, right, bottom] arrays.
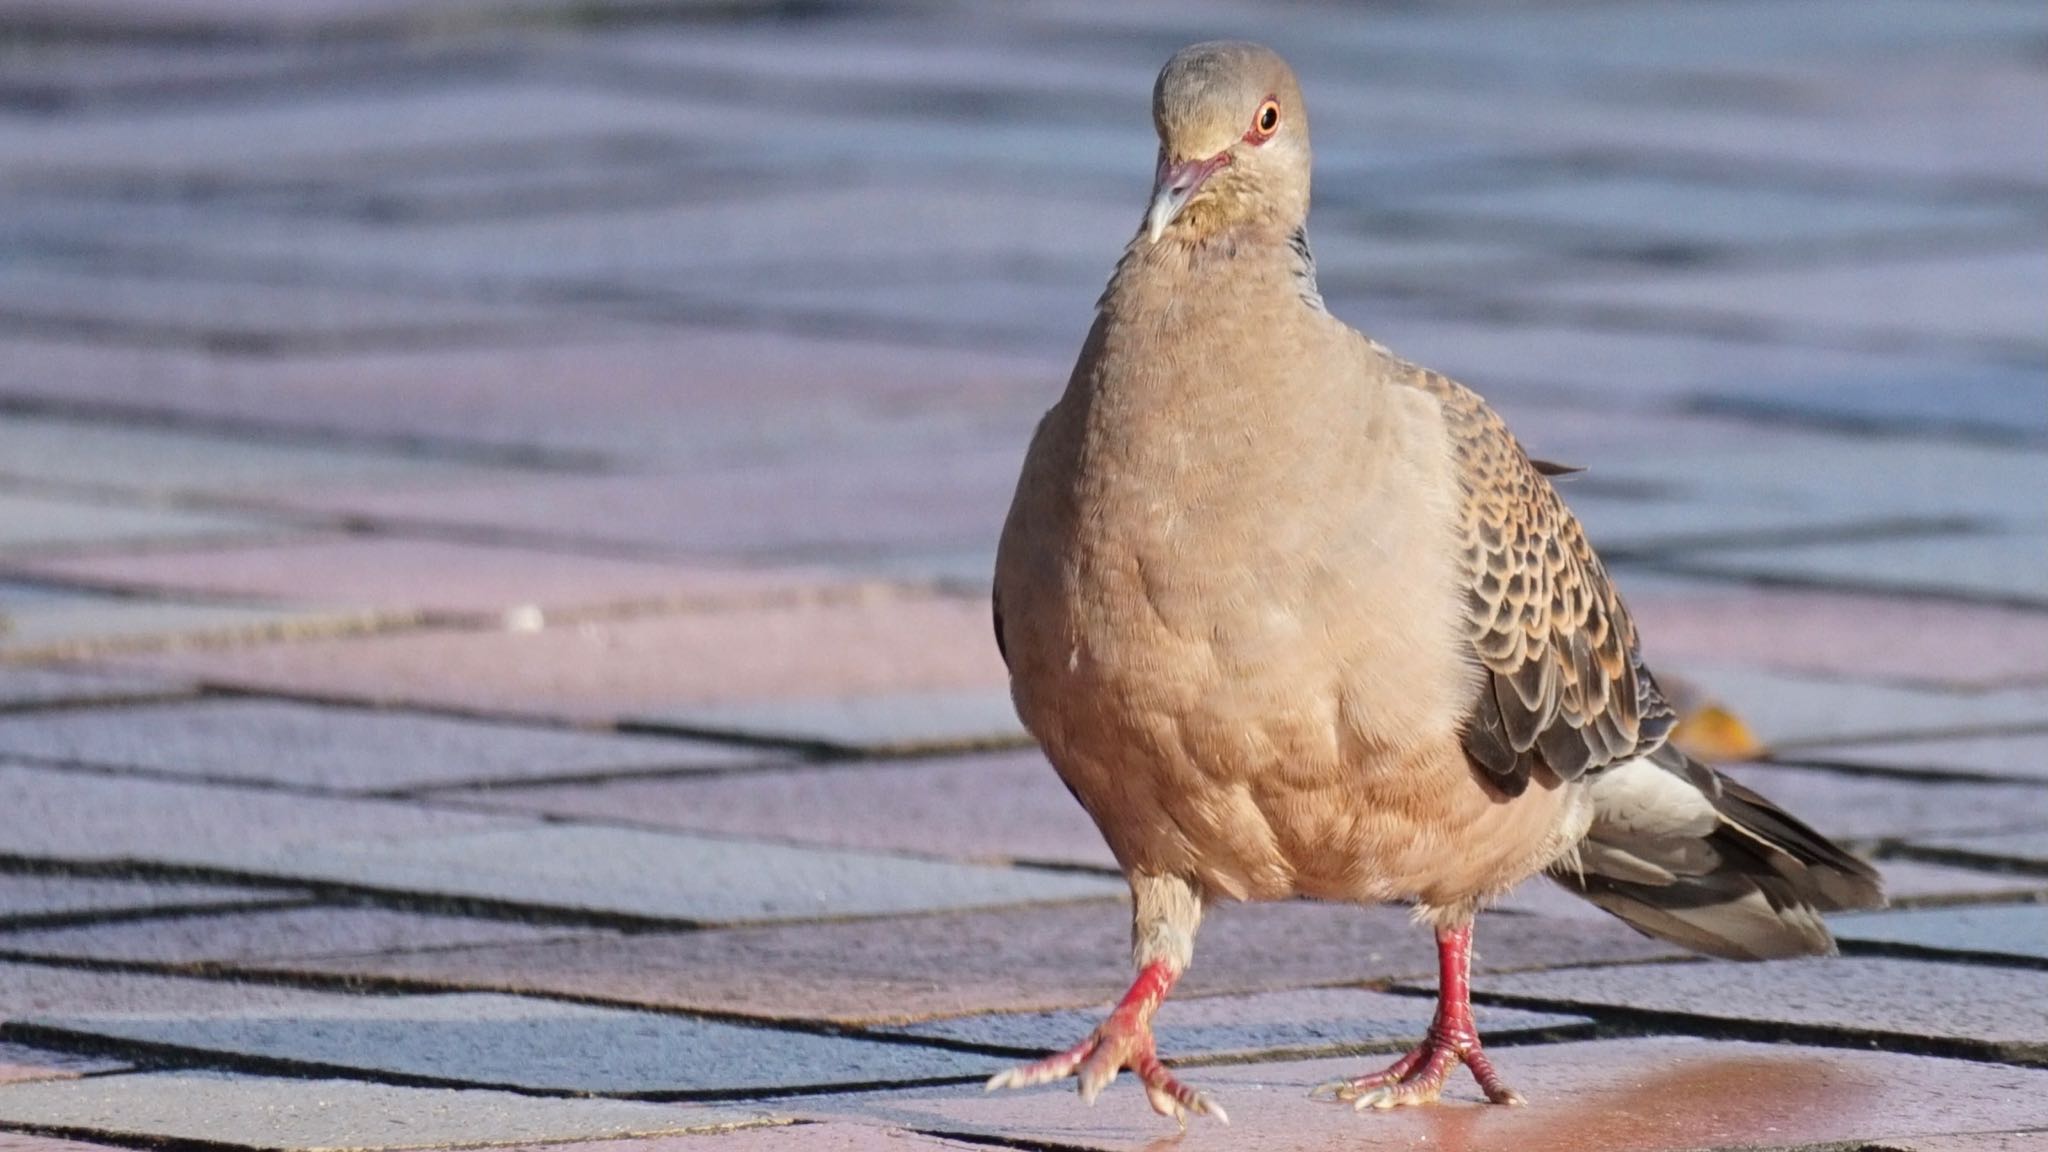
[[1629, 584, 2048, 687], [102, 591, 1006, 723], [499, 1124, 963, 1152], [0, 330, 1058, 471], [245, 450, 1022, 563], [14, 537, 835, 621], [452, 750, 1114, 869]]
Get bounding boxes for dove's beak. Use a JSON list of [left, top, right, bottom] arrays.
[[1146, 152, 1230, 243]]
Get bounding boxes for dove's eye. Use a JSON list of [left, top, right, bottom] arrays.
[[1248, 100, 1281, 141]]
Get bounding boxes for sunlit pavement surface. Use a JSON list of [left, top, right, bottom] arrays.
[[0, 1, 2043, 1149]]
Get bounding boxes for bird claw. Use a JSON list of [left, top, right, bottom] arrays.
[[1307, 1078, 1353, 1100], [1309, 1033, 1524, 1111], [985, 1014, 1227, 1126]]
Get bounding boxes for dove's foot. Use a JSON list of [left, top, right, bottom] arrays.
[[1309, 921, 1525, 1111], [1309, 1029, 1523, 1110], [984, 960, 1227, 1126]]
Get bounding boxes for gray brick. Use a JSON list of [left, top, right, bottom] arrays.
[[0, 963, 990, 1095], [0, 1071, 773, 1151], [1470, 957, 2048, 1062], [0, 762, 526, 870], [0, 699, 767, 794], [642, 689, 1027, 755], [0, 666, 186, 710], [0, 874, 298, 926], [1834, 903, 2048, 965], [227, 824, 1122, 926], [1649, 665, 2048, 749], [0, 905, 602, 966], [1679, 532, 2048, 609], [0, 494, 273, 556]]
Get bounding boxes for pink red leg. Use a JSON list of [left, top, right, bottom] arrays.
[[985, 960, 1227, 1125], [1311, 922, 1525, 1110]]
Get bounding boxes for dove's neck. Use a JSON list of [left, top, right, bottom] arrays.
[[1105, 220, 1323, 317], [1068, 221, 1373, 495]]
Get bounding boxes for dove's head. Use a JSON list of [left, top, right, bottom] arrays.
[[1145, 41, 1310, 245]]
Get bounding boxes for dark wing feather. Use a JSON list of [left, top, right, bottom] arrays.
[[1401, 367, 1675, 792]]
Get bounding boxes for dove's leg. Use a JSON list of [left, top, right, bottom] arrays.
[[984, 874, 1225, 1125], [1311, 921, 1524, 1110]]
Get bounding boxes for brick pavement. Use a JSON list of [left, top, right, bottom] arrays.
[[0, 1, 2042, 1149]]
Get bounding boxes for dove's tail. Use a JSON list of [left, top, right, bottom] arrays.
[[1547, 743, 1885, 960]]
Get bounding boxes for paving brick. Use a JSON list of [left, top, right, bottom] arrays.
[[495, 1125, 965, 1152], [129, 182, 1133, 295], [61, 994, 991, 1097], [1909, 830, 2048, 872], [290, 900, 1680, 1026], [0, 905, 604, 966], [0, 415, 485, 502], [0, 36, 462, 107], [1334, 0, 2048, 70], [225, 824, 1121, 927], [0, 267, 593, 355], [1693, 365, 2047, 445], [1881, 1135, 2048, 1152], [1796, 732, 2048, 784], [0, 874, 299, 926], [0, 82, 732, 180], [1471, 957, 2048, 1061], [701, 272, 1096, 349], [645, 688, 1028, 754], [1531, 248, 2048, 352], [1403, 172, 2030, 250], [0, 1042, 123, 1086], [447, 749, 1112, 869], [105, 593, 1008, 726], [0, 1135, 130, 1152], [1834, 903, 2048, 965], [1, 763, 1107, 923], [0, 960, 989, 1096], [1627, 585, 2048, 688], [0, 582, 318, 661], [1860, 859, 2048, 906], [590, 21, 1151, 106], [0, 1071, 771, 1151], [0, 492, 275, 555], [0, 0, 547, 38], [885, 987, 1587, 1061], [1715, 763, 2048, 840], [0, 666, 186, 710], [1566, 486, 1897, 557], [0, 698, 769, 794], [14, 537, 833, 621], [1650, 665, 2048, 750], [0, 761, 527, 871], [1363, 312, 1988, 416], [1591, 438, 2046, 542], [0, 329, 1058, 473], [253, 450, 1022, 570], [1681, 532, 2048, 608], [1495, 857, 2045, 919], [799, 1037, 2048, 1152]]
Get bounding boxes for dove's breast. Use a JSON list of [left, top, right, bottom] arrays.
[[996, 276, 1567, 907]]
